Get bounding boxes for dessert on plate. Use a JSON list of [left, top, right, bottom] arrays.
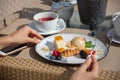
[[40, 35, 104, 61], [54, 36, 80, 57], [53, 36, 91, 57]]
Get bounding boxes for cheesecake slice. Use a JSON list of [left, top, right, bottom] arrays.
[[54, 36, 66, 49]]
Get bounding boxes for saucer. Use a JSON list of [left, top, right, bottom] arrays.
[[50, 0, 77, 4], [68, 0, 77, 4], [107, 29, 120, 43], [28, 20, 66, 35]]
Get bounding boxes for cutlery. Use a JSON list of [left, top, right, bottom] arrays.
[[91, 31, 97, 50], [87, 31, 96, 71], [106, 35, 113, 54]]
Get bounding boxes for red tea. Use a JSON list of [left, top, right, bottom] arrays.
[[38, 17, 54, 21]]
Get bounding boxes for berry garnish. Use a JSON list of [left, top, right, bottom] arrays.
[[79, 50, 87, 59], [83, 37, 86, 42], [56, 56, 62, 60], [53, 50, 60, 57], [88, 50, 96, 55], [50, 56, 56, 60]]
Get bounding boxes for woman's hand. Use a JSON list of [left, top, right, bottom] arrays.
[[70, 55, 98, 80], [0, 26, 43, 48], [9, 26, 43, 44]]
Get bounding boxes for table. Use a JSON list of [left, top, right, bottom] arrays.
[[0, 27, 120, 80], [3, 28, 120, 71]]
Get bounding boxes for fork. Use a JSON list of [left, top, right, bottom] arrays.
[[91, 31, 97, 50], [106, 35, 113, 54]]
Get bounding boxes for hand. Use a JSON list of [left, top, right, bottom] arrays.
[[0, 26, 43, 48], [70, 55, 98, 80], [9, 26, 44, 44]]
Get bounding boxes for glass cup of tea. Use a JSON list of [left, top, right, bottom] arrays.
[[51, 2, 74, 26], [33, 12, 64, 32]]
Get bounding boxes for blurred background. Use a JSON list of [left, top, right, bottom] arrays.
[[0, 0, 120, 31]]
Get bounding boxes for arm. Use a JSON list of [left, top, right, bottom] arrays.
[[0, 35, 14, 49], [0, 26, 43, 49]]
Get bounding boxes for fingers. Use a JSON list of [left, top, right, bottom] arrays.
[[28, 37, 41, 44], [22, 25, 43, 39], [31, 29, 43, 39], [22, 26, 43, 44], [80, 56, 92, 71], [29, 27, 44, 40], [91, 55, 98, 72]]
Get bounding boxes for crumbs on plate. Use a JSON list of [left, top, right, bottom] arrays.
[[41, 47, 50, 52]]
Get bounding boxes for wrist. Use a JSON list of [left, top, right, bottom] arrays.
[[0, 35, 15, 49]]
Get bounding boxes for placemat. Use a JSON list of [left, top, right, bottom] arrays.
[[0, 56, 120, 80]]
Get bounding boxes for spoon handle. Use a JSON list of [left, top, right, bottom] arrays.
[[107, 36, 113, 54], [91, 31, 97, 50]]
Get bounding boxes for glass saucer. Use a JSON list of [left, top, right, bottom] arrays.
[[107, 29, 120, 43]]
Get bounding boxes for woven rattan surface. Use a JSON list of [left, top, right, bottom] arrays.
[[0, 56, 120, 80], [0, 0, 23, 30]]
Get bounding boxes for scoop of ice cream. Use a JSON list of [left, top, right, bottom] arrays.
[[71, 36, 85, 50]]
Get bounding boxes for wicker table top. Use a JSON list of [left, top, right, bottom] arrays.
[[14, 28, 120, 71], [0, 25, 120, 80]]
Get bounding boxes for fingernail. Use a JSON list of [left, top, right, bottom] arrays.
[[87, 55, 91, 58], [87, 55, 92, 61]]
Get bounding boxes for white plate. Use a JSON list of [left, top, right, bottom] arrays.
[[107, 29, 120, 44], [28, 20, 66, 35], [35, 33, 107, 64]]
